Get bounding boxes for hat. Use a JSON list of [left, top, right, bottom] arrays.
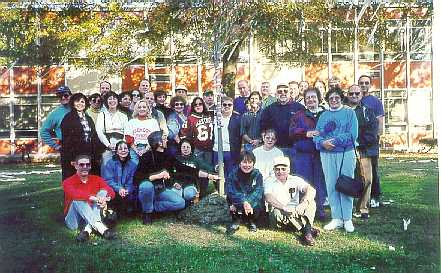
[[273, 156, 290, 167], [55, 86, 71, 94], [175, 84, 188, 92], [276, 82, 288, 89], [203, 90, 214, 96]]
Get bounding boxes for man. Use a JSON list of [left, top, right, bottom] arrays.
[[63, 154, 117, 242], [252, 129, 283, 181], [358, 75, 384, 208], [86, 93, 102, 124], [346, 85, 379, 220], [144, 91, 169, 137], [138, 79, 151, 97], [233, 80, 250, 115], [175, 84, 191, 115], [298, 80, 309, 104], [99, 81, 112, 97], [241, 91, 263, 151], [261, 83, 304, 172], [264, 156, 319, 246], [40, 86, 72, 151], [288, 81, 300, 104], [328, 76, 340, 89], [260, 81, 276, 109], [203, 89, 216, 113], [154, 90, 172, 119]]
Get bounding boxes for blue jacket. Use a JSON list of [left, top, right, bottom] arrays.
[[354, 104, 379, 156], [313, 106, 358, 153], [226, 166, 263, 209], [261, 101, 305, 148], [289, 107, 325, 153], [233, 96, 247, 115], [103, 157, 137, 195], [40, 105, 71, 150]]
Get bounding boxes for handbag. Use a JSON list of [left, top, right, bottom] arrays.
[[335, 140, 364, 198]]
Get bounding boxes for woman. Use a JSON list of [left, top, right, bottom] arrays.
[[129, 89, 141, 112], [241, 91, 263, 152], [313, 87, 358, 232], [102, 141, 138, 217], [289, 87, 326, 220], [124, 99, 161, 165], [118, 91, 133, 118], [96, 91, 129, 169], [314, 80, 328, 109], [86, 93, 102, 125], [226, 151, 264, 235], [175, 139, 215, 199], [180, 97, 214, 163], [61, 93, 100, 180], [166, 96, 187, 156]]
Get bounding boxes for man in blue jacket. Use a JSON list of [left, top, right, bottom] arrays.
[[40, 86, 72, 152], [261, 83, 304, 173]]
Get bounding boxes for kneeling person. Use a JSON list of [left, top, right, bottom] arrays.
[[63, 154, 117, 242], [264, 156, 318, 246]]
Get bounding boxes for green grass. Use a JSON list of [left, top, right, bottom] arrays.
[[0, 158, 439, 273]]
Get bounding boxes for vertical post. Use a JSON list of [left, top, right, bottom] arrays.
[[405, 16, 411, 151], [37, 67, 42, 154], [197, 58, 203, 97], [380, 44, 385, 139], [9, 67, 15, 156], [214, 61, 225, 196], [354, 9, 359, 83], [327, 23, 332, 81]]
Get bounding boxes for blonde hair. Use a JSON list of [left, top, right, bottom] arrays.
[[132, 99, 152, 119]]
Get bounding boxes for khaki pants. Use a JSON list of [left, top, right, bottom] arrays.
[[356, 155, 373, 214]]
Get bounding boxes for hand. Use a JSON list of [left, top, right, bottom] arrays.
[[173, 183, 182, 190], [96, 196, 110, 208], [322, 139, 335, 150], [208, 174, 220, 180], [159, 170, 171, 180], [306, 130, 320, 138], [250, 139, 260, 147], [295, 202, 308, 215], [283, 206, 298, 217], [174, 135, 181, 143], [229, 204, 237, 212], [119, 188, 128, 198], [243, 201, 253, 215], [109, 143, 116, 151]]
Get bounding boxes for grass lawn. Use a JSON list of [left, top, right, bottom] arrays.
[[0, 157, 439, 273]]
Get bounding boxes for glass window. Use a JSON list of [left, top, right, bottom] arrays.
[[384, 90, 407, 125]]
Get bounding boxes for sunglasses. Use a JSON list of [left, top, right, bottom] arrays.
[[329, 96, 341, 101], [348, 92, 361, 96], [274, 167, 288, 172], [174, 102, 184, 106], [58, 93, 71, 99], [78, 162, 91, 168], [132, 93, 140, 97], [359, 81, 370, 85], [222, 103, 233, 107], [194, 102, 204, 106], [91, 98, 101, 103], [277, 89, 289, 94]]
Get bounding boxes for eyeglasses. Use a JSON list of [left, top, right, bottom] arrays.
[[328, 96, 341, 101], [58, 93, 71, 99], [78, 162, 91, 168], [348, 92, 361, 96], [264, 136, 276, 141], [277, 89, 289, 94], [274, 167, 288, 172], [359, 81, 370, 85], [91, 98, 101, 103], [174, 102, 184, 107], [194, 102, 204, 106], [132, 93, 140, 97], [222, 103, 233, 107]]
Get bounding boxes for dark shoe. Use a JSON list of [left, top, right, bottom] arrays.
[[248, 222, 257, 232], [142, 213, 152, 225], [361, 213, 369, 220], [76, 231, 90, 243], [226, 222, 240, 235], [302, 232, 315, 246], [103, 229, 117, 240], [311, 227, 320, 238]]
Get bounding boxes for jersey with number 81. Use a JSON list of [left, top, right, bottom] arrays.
[[180, 113, 214, 151]]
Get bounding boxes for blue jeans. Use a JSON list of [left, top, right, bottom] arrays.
[[171, 185, 198, 201], [65, 190, 107, 230], [320, 150, 356, 221], [138, 181, 186, 213], [130, 144, 148, 166]]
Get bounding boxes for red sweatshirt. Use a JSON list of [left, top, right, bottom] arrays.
[[63, 174, 115, 215]]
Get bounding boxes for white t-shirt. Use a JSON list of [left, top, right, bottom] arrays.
[[252, 146, 284, 181], [264, 175, 309, 209], [96, 110, 128, 147], [213, 116, 231, 152], [124, 118, 160, 146]]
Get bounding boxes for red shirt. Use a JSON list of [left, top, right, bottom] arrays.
[[62, 174, 115, 215], [180, 113, 214, 151]]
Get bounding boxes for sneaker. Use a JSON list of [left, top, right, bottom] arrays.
[[142, 213, 152, 225], [103, 229, 117, 240], [323, 198, 330, 207], [248, 222, 257, 232], [324, 219, 343, 230], [226, 222, 240, 235], [311, 227, 320, 238], [361, 213, 369, 220], [76, 230, 90, 243], [344, 220, 355, 232], [353, 212, 362, 218], [302, 232, 315, 246], [370, 199, 380, 208]]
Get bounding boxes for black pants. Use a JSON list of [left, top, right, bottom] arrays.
[[230, 206, 261, 224], [370, 155, 381, 199]]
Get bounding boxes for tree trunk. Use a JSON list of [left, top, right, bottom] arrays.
[[221, 39, 243, 98]]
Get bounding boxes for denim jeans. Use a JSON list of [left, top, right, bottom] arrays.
[[171, 185, 198, 201], [65, 190, 107, 230], [138, 180, 186, 213]]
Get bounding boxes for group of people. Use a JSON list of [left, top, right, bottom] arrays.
[[40, 75, 384, 246]]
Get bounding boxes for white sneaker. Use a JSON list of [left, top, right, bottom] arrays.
[[370, 199, 380, 208], [324, 219, 343, 230], [344, 220, 355, 232], [323, 198, 330, 207]]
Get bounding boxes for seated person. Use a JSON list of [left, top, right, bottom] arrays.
[[102, 141, 137, 217], [134, 131, 218, 225], [226, 151, 264, 235], [252, 129, 284, 181], [264, 156, 319, 246], [175, 139, 216, 200], [63, 154, 117, 242]]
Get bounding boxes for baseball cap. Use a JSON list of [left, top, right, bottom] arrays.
[[276, 83, 289, 89], [203, 90, 214, 96], [273, 156, 290, 167], [56, 86, 72, 94], [175, 85, 188, 92]]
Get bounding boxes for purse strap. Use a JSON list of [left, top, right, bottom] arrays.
[[338, 136, 357, 176]]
